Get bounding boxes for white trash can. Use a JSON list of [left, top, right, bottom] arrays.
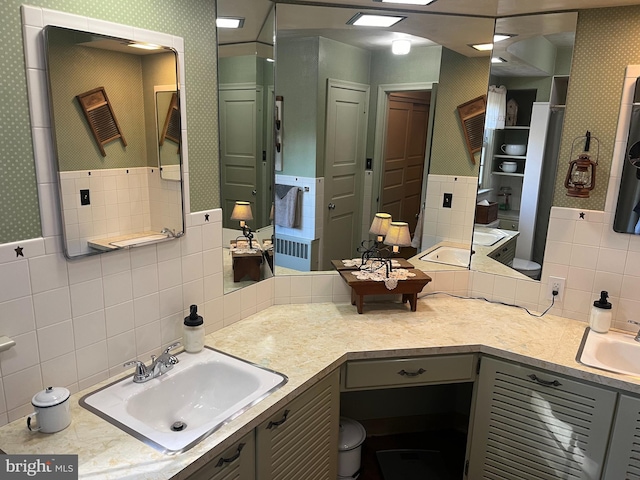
[[338, 417, 366, 478]]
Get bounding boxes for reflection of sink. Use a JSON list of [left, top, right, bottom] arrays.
[[81, 347, 287, 453], [473, 229, 507, 246], [576, 328, 640, 377], [420, 246, 470, 267], [109, 234, 169, 247]]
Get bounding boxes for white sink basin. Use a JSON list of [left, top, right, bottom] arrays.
[[473, 229, 507, 246], [80, 347, 287, 454], [577, 328, 640, 377]]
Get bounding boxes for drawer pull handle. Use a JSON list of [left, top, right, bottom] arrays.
[[215, 443, 245, 468], [528, 374, 562, 387], [398, 368, 426, 377], [267, 409, 290, 429]]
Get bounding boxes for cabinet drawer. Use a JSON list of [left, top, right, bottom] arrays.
[[498, 218, 518, 231], [489, 239, 516, 266], [189, 431, 255, 480], [344, 354, 476, 390]]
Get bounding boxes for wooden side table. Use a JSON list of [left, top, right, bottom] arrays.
[[336, 267, 432, 314], [232, 250, 263, 282]]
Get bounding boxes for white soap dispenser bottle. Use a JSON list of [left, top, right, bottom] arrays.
[[183, 304, 205, 353], [589, 291, 612, 333]]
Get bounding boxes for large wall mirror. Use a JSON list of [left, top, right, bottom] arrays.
[[217, 0, 276, 293], [272, 2, 495, 274], [44, 26, 184, 259], [472, 12, 577, 281]]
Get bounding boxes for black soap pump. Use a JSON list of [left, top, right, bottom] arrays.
[[589, 291, 612, 333], [183, 304, 205, 353]]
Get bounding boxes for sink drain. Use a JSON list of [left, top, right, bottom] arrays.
[[171, 421, 187, 432]]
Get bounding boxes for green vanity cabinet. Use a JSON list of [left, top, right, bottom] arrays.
[[467, 357, 617, 479], [602, 393, 640, 478], [188, 431, 256, 480], [256, 369, 340, 480]]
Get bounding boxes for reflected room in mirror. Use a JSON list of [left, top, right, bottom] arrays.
[[473, 12, 577, 281], [217, 0, 275, 293], [43, 26, 184, 259]]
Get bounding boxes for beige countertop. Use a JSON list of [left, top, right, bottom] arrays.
[[1, 295, 639, 479]]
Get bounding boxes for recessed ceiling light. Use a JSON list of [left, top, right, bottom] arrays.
[[392, 39, 411, 55], [266, 58, 275, 63], [491, 57, 507, 63], [216, 17, 245, 29], [128, 43, 162, 50], [347, 13, 406, 27], [374, 0, 436, 5], [493, 34, 514, 43], [470, 43, 494, 52]]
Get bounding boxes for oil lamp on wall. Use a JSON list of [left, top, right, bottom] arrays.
[[564, 131, 599, 198]]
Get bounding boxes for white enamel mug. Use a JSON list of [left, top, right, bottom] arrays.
[[27, 386, 71, 433]]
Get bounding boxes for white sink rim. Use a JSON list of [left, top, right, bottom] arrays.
[[80, 346, 287, 454], [576, 327, 640, 377], [472, 229, 507, 246], [420, 246, 470, 267]]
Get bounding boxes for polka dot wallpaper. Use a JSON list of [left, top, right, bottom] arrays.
[[0, 0, 219, 243], [554, 6, 640, 209]]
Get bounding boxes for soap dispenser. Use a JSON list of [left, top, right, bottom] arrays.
[[183, 304, 205, 353], [589, 291, 612, 333]]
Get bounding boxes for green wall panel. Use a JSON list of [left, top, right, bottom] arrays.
[[0, 0, 218, 243], [554, 6, 640, 209]]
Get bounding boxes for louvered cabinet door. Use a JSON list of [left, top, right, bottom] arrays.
[[468, 357, 616, 480], [603, 393, 640, 479], [188, 431, 255, 480], [256, 370, 340, 480]]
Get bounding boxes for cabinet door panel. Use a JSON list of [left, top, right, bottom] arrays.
[[468, 357, 616, 480], [603, 393, 640, 479], [257, 370, 339, 480]]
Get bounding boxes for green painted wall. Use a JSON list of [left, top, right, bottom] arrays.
[[0, 0, 218, 243], [553, 6, 640, 209], [429, 48, 491, 177], [219, 56, 257, 85]]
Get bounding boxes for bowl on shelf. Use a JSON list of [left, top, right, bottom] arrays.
[[499, 161, 518, 173], [501, 144, 526, 156]]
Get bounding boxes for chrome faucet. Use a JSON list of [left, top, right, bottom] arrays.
[[123, 343, 181, 383], [161, 228, 184, 238], [628, 320, 640, 342]]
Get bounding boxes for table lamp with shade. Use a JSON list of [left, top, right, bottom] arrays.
[[383, 221, 411, 276], [230, 201, 254, 249], [359, 212, 392, 266]]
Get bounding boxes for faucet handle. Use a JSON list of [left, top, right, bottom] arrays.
[[123, 360, 148, 378], [163, 342, 181, 354]]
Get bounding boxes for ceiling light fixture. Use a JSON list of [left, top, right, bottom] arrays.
[[128, 43, 161, 50], [216, 17, 245, 29], [470, 34, 515, 52], [347, 12, 406, 27], [375, 0, 436, 5], [392, 39, 411, 55], [491, 57, 506, 63]]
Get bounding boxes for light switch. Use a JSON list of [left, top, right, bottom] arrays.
[[443, 193, 453, 208], [80, 189, 90, 206]]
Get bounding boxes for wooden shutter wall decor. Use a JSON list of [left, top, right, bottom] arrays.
[[76, 87, 127, 157], [457, 95, 486, 165], [159, 92, 180, 151]]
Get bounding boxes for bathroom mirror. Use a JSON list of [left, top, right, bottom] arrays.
[[217, 0, 276, 293], [471, 12, 577, 280], [156, 89, 181, 181], [272, 2, 495, 273], [44, 26, 184, 259]]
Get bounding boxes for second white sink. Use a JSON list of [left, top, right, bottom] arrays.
[[577, 328, 640, 377], [81, 347, 287, 454]]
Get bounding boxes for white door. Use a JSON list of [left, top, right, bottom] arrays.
[[219, 86, 258, 229], [323, 80, 369, 269]]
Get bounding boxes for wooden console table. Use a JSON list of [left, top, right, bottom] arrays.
[[232, 250, 263, 282], [335, 264, 432, 314]]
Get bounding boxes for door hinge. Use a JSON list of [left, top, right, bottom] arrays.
[[476, 357, 482, 375], [465, 459, 469, 476]]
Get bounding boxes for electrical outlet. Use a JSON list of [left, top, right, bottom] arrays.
[[547, 276, 565, 301]]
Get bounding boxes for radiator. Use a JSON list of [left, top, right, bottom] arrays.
[[274, 234, 318, 271]]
